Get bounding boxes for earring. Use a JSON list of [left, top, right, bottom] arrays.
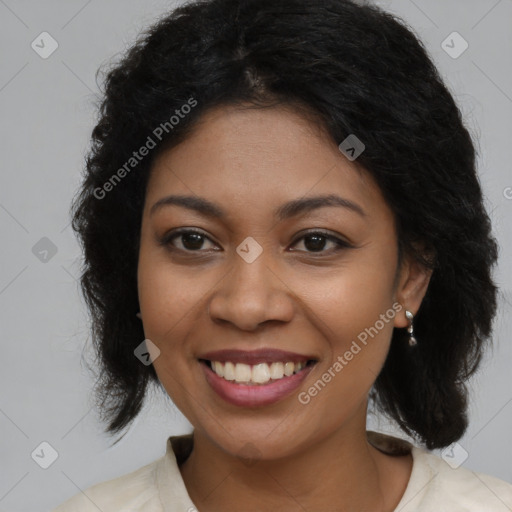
[[136, 312, 142, 319], [405, 310, 417, 346]]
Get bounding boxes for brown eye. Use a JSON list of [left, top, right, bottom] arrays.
[[161, 229, 218, 252], [290, 231, 351, 254]]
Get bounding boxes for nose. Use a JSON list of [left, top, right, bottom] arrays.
[[207, 251, 295, 331]]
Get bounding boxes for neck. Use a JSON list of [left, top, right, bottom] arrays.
[[179, 414, 399, 512]]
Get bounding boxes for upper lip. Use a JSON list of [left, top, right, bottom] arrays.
[[198, 348, 317, 365]]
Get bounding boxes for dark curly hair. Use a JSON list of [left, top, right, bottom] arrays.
[[71, 0, 499, 450]]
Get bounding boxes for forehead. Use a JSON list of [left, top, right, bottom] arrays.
[[145, 105, 389, 221]]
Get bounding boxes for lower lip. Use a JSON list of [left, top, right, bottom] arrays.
[[201, 361, 316, 407]]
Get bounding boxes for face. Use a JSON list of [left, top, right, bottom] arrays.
[[137, 104, 426, 461]]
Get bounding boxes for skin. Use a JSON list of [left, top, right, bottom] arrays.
[[137, 104, 433, 512]]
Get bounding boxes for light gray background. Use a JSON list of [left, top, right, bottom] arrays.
[[0, 1, 511, 510]]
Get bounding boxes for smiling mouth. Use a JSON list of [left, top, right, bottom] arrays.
[[199, 359, 317, 386]]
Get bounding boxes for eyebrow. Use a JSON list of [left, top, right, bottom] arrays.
[[149, 193, 367, 220]]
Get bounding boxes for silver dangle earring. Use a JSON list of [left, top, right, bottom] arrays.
[[405, 310, 417, 346]]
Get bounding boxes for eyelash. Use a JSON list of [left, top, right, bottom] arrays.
[[160, 228, 352, 256]]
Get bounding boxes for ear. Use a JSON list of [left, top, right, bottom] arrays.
[[393, 249, 434, 329]]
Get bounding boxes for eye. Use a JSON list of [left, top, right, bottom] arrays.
[[160, 228, 352, 255], [161, 228, 218, 252], [289, 230, 352, 254]]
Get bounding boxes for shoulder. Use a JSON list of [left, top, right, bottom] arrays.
[[367, 431, 512, 511], [51, 456, 164, 512], [407, 446, 512, 511]]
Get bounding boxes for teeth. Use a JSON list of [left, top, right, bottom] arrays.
[[252, 363, 271, 384], [269, 362, 284, 380], [209, 360, 308, 384], [212, 361, 224, 378], [234, 363, 252, 382], [284, 362, 295, 377], [224, 361, 236, 381]]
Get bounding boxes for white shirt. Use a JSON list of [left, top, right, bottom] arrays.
[[52, 431, 512, 511]]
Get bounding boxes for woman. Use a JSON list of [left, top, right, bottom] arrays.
[[53, 0, 512, 510]]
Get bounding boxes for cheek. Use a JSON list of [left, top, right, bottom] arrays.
[[296, 247, 398, 384], [137, 247, 208, 341], [295, 279, 397, 425], [137, 249, 207, 421], [299, 247, 397, 337]]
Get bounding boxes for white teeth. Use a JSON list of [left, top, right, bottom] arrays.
[[209, 360, 309, 384], [284, 362, 295, 377], [234, 363, 252, 382], [269, 362, 284, 379], [212, 361, 224, 377], [223, 361, 236, 381], [252, 363, 271, 384]]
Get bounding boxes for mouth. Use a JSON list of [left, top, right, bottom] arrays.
[[198, 349, 318, 407], [199, 359, 317, 385]]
